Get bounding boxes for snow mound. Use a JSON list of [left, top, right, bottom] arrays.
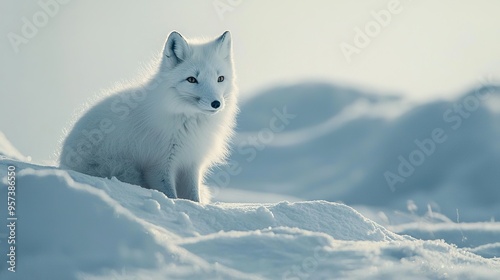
[[1, 158, 499, 279], [0, 132, 29, 162], [221, 83, 500, 222]]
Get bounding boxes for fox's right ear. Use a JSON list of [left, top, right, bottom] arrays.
[[163, 31, 191, 66], [216, 31, 232, 59]]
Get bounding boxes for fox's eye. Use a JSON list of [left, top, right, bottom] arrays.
[[186, 77, 198, 83], [217, 76, 224, 83]]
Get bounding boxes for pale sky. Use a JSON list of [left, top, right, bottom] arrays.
[[1, 0, 500, 162]]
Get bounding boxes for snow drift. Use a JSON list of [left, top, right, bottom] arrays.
[[0, 132, 29, 162], [219, 83, 500, 222], [1, 82, 500, 279], [0, 153, 499, 278]]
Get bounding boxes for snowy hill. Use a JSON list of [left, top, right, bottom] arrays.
[[219, 83, 500, 222], [0, 132, 29, 162], [1, 158, 499, 279], [1, 82, 500, 278]]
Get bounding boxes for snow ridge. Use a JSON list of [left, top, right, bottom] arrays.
[[1, 158, 499, 279]]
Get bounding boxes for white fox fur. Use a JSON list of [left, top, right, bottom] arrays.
[[59, 31, 238, 203]]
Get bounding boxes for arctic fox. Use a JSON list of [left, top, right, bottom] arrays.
[[59, 31, 238, 203]]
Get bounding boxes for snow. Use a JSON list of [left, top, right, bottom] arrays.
[[222, 82, 500, 222], [0, 132, 29, 162], [1, 82, 500, 279], [1, 156, 500, 279]]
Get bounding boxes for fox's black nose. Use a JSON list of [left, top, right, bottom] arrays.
[[211, 100, 221, 109]]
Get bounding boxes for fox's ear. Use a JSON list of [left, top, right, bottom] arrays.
[[216, 31, 232, 58], [163, 31, 191, 65]]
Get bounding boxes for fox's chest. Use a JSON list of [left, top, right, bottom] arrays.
[[151, 116, 215, 163]]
